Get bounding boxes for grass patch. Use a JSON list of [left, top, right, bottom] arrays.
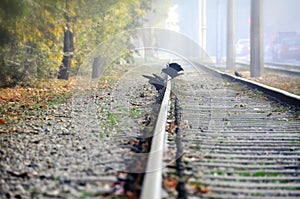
[[188, 181, 203, 189], [130, 108, 141, 118], [210, 170, 224, 176], [238, 172, 281, 177], [272, 105, 291, 113]]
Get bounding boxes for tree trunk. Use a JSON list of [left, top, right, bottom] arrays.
[[58, 26, 74, 80], [92, 56, 101, 79], [58, 0, 73, 80]]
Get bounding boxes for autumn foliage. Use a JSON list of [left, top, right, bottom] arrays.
[[0, 0, 151, 87]]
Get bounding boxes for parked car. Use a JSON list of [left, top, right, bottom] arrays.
[[271, 37, 300, 61], [236, 39, 250, 56]]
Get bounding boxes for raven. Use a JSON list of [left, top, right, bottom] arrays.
[[169, 63, 184, 72], [161, 62, 184, 79], [234, 71, 243, 77]]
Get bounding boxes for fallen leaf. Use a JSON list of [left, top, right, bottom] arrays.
[[9, 127, 17, 132], [261, 96, 268, 100], [297, 115, 300, 120], [130, 101, 143, 106], [199, 186, 210, 194], [126, 191, 136, 199], [166, 122, 177, 133], [164, 179, 178, 190], [0, 118, 5, 124], [186, 183, 197, 192], [125, 139, 139, 145]]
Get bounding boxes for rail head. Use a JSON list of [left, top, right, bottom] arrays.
[[140, 78, 171, 199], [194, 61, 300, 107]]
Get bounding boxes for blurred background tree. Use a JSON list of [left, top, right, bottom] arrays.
[[0, 0, 151, 87]]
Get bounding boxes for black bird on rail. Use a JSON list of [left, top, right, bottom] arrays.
[[234, 71, 243, 78], [161, 62, 184, 79]]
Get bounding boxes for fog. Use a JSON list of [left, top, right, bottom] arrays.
[[160, 0, 300, 62]]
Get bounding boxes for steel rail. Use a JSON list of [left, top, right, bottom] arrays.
[[140, 78, 171, 199], [236, 61, 300, 75], [193, 61, 300, 106]]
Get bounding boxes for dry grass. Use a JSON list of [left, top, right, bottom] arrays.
[[225, 68, 300, 96]]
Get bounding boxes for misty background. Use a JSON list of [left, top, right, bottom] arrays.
[[159, 0, 300, 59]]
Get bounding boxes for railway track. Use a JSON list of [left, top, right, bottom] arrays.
[[138, 61, 300, 198], [1, 61, 299, 199]]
